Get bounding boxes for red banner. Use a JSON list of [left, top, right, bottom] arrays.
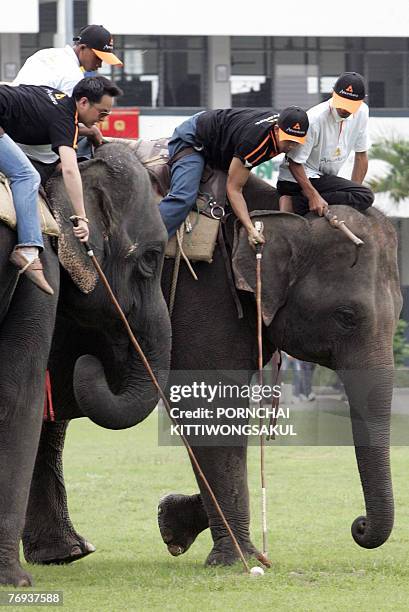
[[100, 107, 139, 139]]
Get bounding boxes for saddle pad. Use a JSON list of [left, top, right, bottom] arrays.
[[165, 211, 219, 263], [0, 173, 59, 236], [106, 138, 225, 263]]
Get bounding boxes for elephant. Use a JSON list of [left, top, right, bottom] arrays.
[[0, 142, 171, 586], [154, 184, 402, 565], [12, 152, 401, 575]]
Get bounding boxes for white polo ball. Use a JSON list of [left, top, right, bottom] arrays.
[[250, 566, 265, 577]]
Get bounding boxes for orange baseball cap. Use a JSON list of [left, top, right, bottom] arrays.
[[277, 106, 309, 144], [332, 72, 365, 114], [73, 25, 123, 66]]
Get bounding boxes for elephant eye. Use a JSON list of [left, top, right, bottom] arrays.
[[136, 248, 161, 279], [333, 307, 358, 332]]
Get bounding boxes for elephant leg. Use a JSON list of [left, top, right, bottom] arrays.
[[190, 445, 266, 566], [23, 420, 95, 565], [159, 250, 271, 566], [158, 445, 264, 567], [158, 493, 209, 556], [0, 395, 43, 586], [0, 320, 50, 585]]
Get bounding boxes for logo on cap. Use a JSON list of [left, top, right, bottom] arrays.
[[103, 37, 114, 51], [339, 87, 359, 99]]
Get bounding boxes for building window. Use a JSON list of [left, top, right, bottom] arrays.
[[367, 53, 405, 108], [231, 36, 409, 112], [163, 49, 203, 107], [274, 50, 320, 109], [231, 37, 271, 107], [106, 35, 206, 108]]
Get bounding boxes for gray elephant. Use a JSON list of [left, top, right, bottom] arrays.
[[17, 163, 401, 573], [155, 180, 401, 565], [0, 143, 171, 586]]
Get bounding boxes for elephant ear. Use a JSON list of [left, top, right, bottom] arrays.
[[46, 158, 113, 294], [232, 211, 311, 326]]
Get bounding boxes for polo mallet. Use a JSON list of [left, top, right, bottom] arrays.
[[254, 220, 268, 557], [70, 217, 271, 573]]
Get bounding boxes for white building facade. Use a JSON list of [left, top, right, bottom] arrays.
[[2, 1, 409, 113]]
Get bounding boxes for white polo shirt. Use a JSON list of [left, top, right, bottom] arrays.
[[278, 98, 370, 183], [13, 45, 84, 163]]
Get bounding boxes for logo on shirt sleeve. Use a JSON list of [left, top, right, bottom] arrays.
[[45, 88, 66, 105]]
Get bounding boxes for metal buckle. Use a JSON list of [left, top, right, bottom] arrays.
[[210, 202, 225, 220]]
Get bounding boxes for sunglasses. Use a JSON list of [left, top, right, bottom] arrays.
[[90, 103, 111, 120]]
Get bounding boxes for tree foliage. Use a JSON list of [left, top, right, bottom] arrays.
[[394, 319, 409, 366], [369, 139, 409, 202]]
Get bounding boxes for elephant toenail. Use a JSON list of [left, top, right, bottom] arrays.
[[168, 544, 184, 556]]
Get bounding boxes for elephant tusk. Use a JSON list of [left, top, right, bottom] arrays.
[[324, 209, 364, 247]]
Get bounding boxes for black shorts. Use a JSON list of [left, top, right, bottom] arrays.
[[277, 175, 374, 215]]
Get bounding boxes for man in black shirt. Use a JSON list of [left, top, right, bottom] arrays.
[[159, 107, 309, 244], [0, 76, 121, 294]]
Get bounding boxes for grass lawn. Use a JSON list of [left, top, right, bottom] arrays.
[[3, 413, 409, 611]]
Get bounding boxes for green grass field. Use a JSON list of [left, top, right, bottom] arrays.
[[4, 413, 409, 611]]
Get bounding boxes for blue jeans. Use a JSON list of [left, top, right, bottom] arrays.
[[0, 133, 43, 249], [159, 113, 205, 237], [76, 136, 94, 160]]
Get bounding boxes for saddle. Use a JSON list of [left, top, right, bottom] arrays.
[[124, 138, 243, 317], [0, 172, 59, 237], [108, 137, 228, 263]]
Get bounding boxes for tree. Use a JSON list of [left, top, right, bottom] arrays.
[[393, 319, 409, 367], [370, 139, 409, 366], [369, 139, 409, 202]]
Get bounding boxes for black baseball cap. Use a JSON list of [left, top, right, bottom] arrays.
[[277, 106, 309, 144], [332, 72, 365, 114], [73, 25, 123, 66]]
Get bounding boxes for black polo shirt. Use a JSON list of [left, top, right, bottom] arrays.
[[196, 108, 280, 172], [0, 84, 78, 153]]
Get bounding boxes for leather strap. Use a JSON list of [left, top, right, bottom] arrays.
[[167, 146, 198, 167], [218, 220, 244, 319]]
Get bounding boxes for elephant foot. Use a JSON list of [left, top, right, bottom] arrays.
[[0, 563, 33, 587], [158, 493, 209, 557], [205, 536, 272, 568], [24, 533, 96, 566]]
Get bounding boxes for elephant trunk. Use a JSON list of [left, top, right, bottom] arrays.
[[73, 296, 171, 430], [342, 364, 394, 549]]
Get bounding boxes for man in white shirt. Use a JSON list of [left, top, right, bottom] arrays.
[[277, 72, 374, 216], [13, 24, 122, 180]]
